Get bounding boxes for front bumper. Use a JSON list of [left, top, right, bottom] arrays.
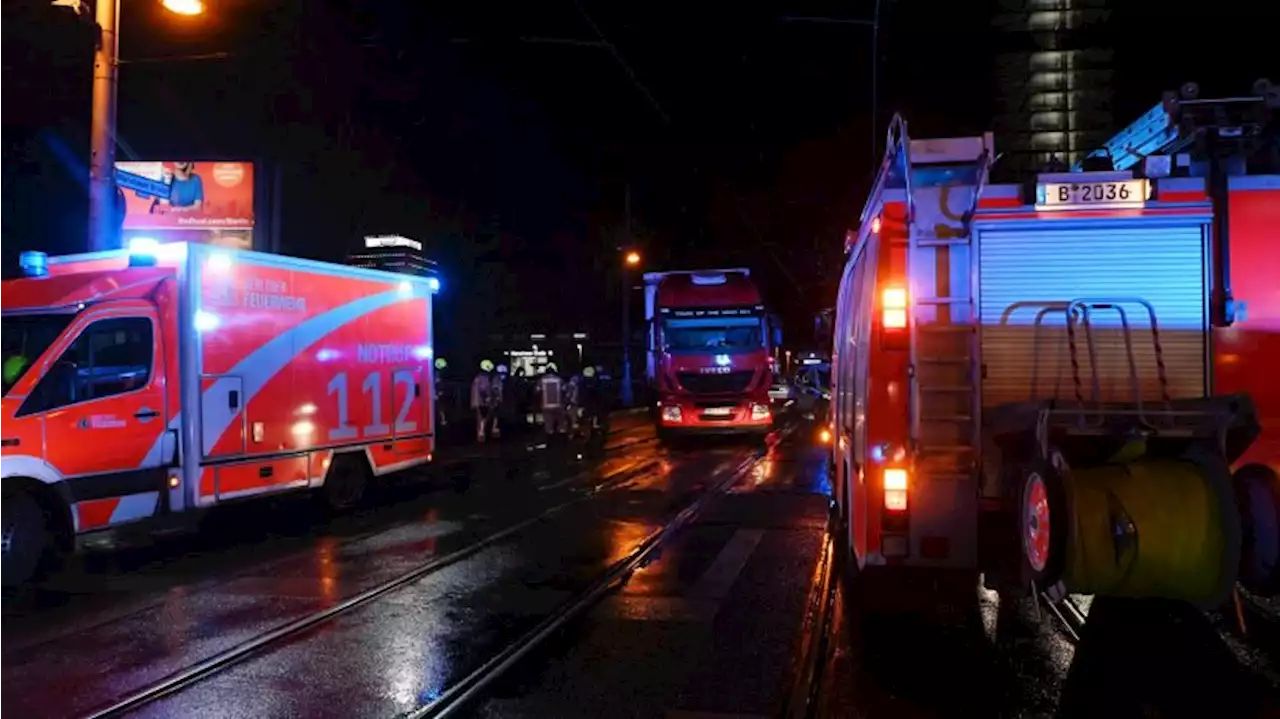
[[657, 399, 773, 434]]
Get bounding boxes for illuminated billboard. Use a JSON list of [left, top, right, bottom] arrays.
[[114, 161, 254, 231]]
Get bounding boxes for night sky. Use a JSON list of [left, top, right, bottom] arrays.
[[2, 0, 1272, 355]]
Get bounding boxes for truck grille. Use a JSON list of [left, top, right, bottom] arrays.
[[676, 370, 755, 394]]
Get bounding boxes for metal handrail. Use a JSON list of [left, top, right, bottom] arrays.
[[1063, 297, 1173, 430]]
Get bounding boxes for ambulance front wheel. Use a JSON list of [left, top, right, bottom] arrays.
[[322, 453, 369, 512], [2, 490, 49, 587]]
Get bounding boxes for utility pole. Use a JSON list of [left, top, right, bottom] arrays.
[[88, 0, 121, 251], [620, 182, 634, 407], [871, 0, 882, 161]]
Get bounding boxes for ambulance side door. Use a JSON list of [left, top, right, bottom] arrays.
[[19, 308, 167, 498]]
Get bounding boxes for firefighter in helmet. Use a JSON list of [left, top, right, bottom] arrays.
[[537, 362, 568, 441], [471, 359, 503, 442], [2, 354, 30, 389], [578, 364, 610, 444]]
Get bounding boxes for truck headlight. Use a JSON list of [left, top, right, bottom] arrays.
[[750, 403, 771, 420], [662, 406, 683, 422]]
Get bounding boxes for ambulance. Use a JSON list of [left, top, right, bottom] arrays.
[[830, 85, 1279, 612], [2, 240, 437, 585]]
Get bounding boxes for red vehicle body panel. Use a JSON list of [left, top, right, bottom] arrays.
[[2, 243, 434, 536], [833, 149, 1279, 574], [1213, 178, 1280, 473]]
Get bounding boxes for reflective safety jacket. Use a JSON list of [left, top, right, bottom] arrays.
[[471, 372, 503, 409], [538, 373, 564, 409]]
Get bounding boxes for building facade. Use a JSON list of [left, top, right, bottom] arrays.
[[991, 0, 1114, 179]]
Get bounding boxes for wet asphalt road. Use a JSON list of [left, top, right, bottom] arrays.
[[469, 436, 832, 719], [96, 446, 763, 718], [5, 414, 1280, 719], [2, 417, 658, 717]]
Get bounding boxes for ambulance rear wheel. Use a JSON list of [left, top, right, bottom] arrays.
[[2, 491, 48, 587], [322, 454, 369, 512]]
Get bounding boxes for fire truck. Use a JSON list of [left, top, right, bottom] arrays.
[[1, 240, 437, 585], [830, 82, 1280, 611], [644, 269, 778, 441]]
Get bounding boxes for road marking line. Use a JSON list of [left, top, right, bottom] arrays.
[[687, 528, 764, 601], [598, 528, 765, 622]]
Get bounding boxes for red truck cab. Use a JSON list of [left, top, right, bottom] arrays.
[[644, 269, 775, 440]]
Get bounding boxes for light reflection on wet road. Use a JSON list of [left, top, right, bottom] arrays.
[[3, 416, 1278, 719], [117, 446, 748, 718], [2, 421, 658, 718]]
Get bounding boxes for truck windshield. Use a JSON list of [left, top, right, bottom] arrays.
[[2, 314, 75, 395], [663, 316, 763, 354]]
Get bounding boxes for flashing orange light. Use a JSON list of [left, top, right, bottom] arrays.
[[162, 0, 205, 15], [882, 286, 908, 329], [624, 251, 641, 266], [883, 468, 908, 512], [818, 427, 832, 444], [870, 216, 882, 234]]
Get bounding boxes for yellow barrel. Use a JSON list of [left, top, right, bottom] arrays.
[[1061, 453, 1241, 609]]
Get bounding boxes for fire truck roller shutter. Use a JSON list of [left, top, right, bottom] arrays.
[[977, 220, 1208, 409]]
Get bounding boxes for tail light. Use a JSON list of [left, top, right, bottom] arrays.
[[883, 468, 908, 512], [881, 286, 908, 330], [880, 284, 909, 351]]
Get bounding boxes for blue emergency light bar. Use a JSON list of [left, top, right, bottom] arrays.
[[128, 237, 161, 267], [19, 251, 49, 278]]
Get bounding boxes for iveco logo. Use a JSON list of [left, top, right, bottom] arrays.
[[699, 366, 732, 374]]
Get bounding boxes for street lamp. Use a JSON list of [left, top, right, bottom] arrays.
[[86, 0, 206, 252], [619, 249, 640, 406]]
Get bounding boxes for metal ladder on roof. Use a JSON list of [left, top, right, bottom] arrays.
[[889, 116, 992, 481]]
